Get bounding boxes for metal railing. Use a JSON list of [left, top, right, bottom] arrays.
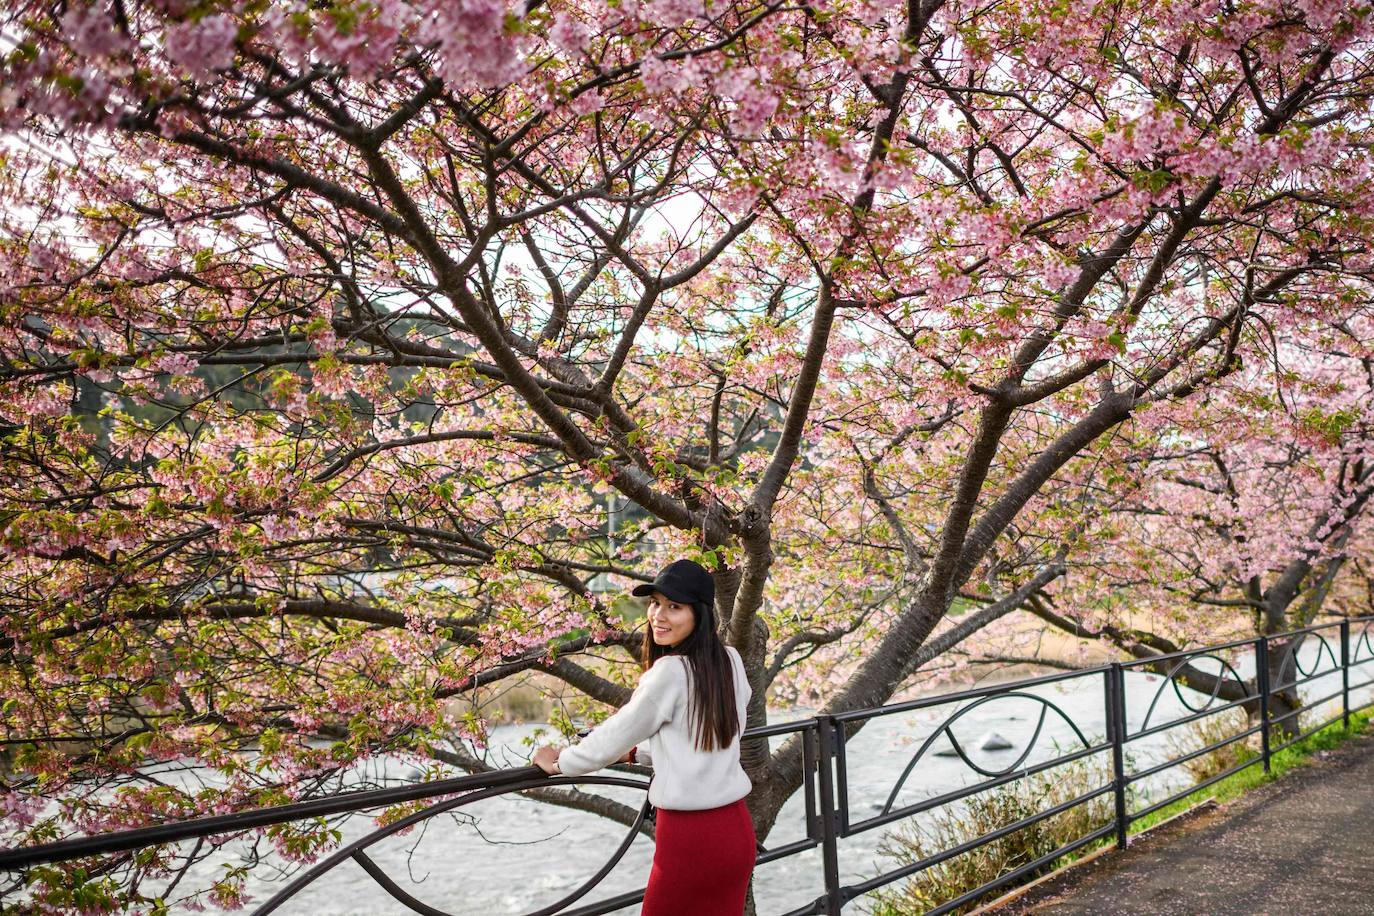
[[4, 616, 1373, 915]]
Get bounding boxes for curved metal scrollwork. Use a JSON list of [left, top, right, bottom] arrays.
[[1350, 626, 1374, 665], [1137, 652, 1251, 735], [256, 774, 652, 916], [1272, 630, 1341, 692], [881, 692, 1093, 818]]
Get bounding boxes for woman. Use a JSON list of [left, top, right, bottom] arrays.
[[532, 558, 756, 916]]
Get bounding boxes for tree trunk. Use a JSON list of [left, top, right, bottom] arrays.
[[1265, 634, 1307, 741]]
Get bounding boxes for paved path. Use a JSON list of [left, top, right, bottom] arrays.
[[992, 730, 1374, 915]]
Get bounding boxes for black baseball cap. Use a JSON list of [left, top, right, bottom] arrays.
[[631, 559, 715, 607]]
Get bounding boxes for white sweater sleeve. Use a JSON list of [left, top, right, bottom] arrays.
[[556, 660, 680, 776]]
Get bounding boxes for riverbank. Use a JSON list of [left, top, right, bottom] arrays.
[[462, 604, 1260, 727]]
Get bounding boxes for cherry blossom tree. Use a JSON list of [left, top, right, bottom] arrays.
[[2, 0, 1373, 910], [1011, 319, 1374, 729]]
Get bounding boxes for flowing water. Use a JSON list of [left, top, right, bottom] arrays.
[[10, 640, 1369, 915]]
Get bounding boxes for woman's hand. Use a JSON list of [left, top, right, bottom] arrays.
[[532, 745, 562, 776]]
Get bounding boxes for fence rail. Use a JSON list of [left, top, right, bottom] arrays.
[[4, 616, 1374, 915]]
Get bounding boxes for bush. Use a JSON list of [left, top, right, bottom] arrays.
[[866, 757, 1113, 916]]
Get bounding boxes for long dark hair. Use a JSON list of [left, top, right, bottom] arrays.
[[640, 598, 740, 752]]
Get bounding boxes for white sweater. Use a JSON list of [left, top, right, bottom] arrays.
[[556, 646, 753, 810]]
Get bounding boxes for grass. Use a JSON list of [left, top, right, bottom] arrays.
[[864, 704, 1373, 915], [1127, 704, 1372, 835], [1163, 705, 1253, 784], [864, 758, 1116, 916]]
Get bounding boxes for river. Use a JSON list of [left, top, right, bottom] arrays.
[[11, 639, 1370, 915]]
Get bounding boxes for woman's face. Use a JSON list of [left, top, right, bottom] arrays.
[[646, 592, 696, 647]]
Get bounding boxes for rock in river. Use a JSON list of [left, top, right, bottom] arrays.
[[978, 732, 1014, 751]]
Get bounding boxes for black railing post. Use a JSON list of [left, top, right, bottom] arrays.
[[1341, 618, 1351, 731], [803, 724, 820, 842], [816, 715, 844, 916], [1107, 663, 1129, 848], [1257, 636, 1272, 773]]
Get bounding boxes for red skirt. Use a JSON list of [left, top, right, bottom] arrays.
[[642, 797, 756, 915]]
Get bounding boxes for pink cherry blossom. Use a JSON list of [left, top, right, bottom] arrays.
[[163, 13, 238, 79]]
